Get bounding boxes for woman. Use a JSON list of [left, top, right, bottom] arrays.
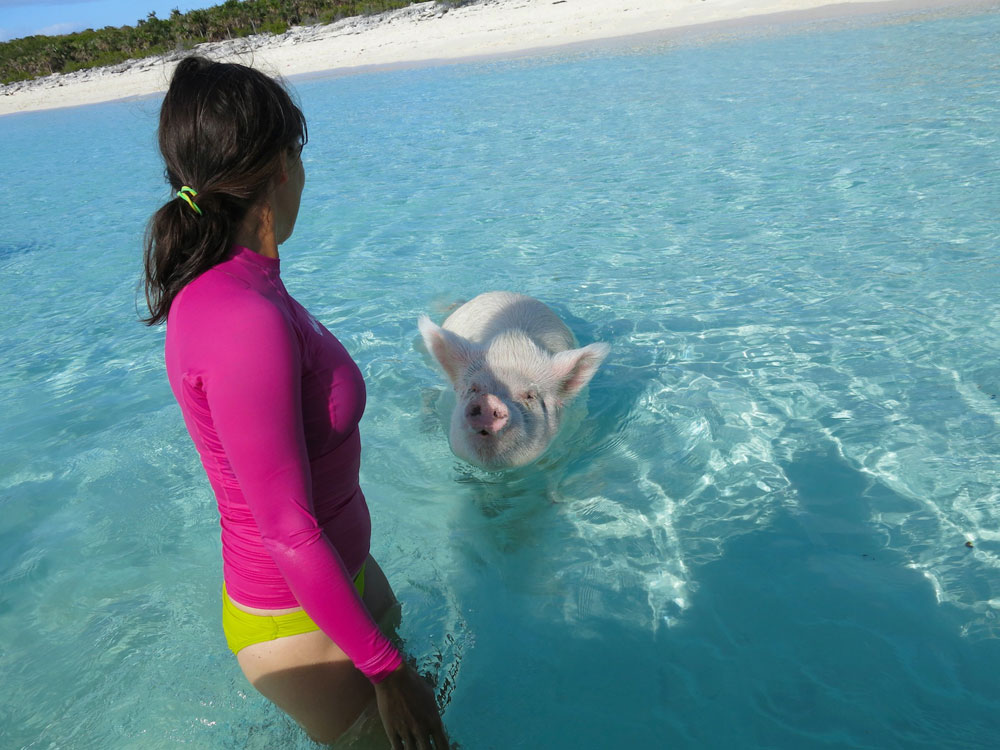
[[143, 56, 448, 749]]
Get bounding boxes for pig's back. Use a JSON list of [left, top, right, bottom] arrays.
[[443, 291, 575, 353]]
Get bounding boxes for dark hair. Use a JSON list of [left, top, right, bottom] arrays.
[[142, 56, 307, 325]]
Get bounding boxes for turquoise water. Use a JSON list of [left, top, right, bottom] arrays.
[[2, 5, 1000, 748]]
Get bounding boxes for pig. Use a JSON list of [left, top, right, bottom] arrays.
[[418, 291, 609, 470]]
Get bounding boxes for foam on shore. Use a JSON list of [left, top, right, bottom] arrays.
[[0, 0, 989, 116]]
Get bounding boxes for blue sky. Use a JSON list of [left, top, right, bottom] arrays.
[[0, 0, 221, 42]]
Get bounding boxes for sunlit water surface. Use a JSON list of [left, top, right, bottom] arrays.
[[2, 6, 999, 748]]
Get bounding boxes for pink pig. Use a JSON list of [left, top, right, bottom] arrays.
[[419, 291, 610, 470]]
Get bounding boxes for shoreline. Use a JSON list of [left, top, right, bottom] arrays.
[[0, 0, 993, 116]]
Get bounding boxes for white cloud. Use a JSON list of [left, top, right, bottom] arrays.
[[36, 21, 87, 36], [0, 1, 95, 7]]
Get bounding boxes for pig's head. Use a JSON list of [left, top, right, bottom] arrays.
[[419, 316, 609, 470]]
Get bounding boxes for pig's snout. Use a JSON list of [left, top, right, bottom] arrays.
[[466, 393, 509, 436]]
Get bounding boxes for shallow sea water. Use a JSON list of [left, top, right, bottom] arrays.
[[2, 5, 1000, 748]]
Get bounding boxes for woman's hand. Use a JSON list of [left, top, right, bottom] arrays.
[[374, 662, 450, 749]]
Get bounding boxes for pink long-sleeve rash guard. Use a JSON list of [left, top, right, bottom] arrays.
[[165, 245, 402, 683]]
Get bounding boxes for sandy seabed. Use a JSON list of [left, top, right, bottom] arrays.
[[0, 0, 988, 115]]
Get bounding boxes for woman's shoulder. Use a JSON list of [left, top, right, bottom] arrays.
[[170, 264, 284, 331], [166, 267, 299, 374]]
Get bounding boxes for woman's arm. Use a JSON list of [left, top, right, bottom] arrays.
[[204, 295, 402, 682]]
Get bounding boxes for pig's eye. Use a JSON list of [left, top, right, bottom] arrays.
[[522, 391, 538, 405]]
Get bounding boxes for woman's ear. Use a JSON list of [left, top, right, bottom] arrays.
[[276, 151, 289, 186]]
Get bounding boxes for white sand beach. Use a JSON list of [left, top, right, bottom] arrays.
[[0, 0, 987, 115]]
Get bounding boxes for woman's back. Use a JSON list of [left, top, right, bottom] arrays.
[[165, 245, 371, 610]]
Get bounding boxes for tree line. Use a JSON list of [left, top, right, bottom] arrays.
[[0, 0, 433, 84]]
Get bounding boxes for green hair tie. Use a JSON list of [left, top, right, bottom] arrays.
[[176, 186, 203, 216]]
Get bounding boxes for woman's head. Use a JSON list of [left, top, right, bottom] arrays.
[[142, 56, 307, 325]]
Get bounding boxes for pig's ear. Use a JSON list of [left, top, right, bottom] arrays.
[[551, 342, 610, 400], [419, 315, 477, 385]]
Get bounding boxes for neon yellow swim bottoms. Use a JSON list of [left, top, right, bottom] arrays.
[[221, 564, 366, 655]]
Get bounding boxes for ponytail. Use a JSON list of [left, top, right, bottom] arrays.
[[142, 185, 246, 325]]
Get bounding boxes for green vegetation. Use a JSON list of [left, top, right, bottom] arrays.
[[0, 0, 433, 84]]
